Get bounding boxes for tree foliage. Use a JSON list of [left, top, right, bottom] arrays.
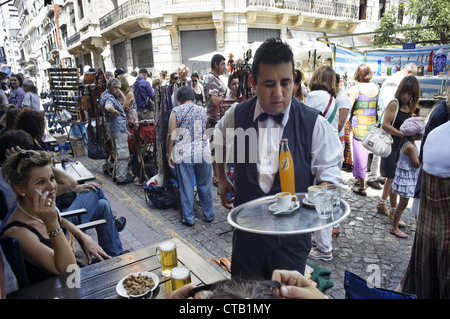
[[374, 0, 450, 46]]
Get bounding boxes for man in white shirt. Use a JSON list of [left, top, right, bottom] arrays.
[[215, 38, 342, 280]]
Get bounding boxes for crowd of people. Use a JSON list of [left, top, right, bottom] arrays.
[[0, 37, 449, 300]]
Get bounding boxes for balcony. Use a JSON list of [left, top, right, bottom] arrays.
[[66, 32, 80, 48], [246, 0, 359, 20], [99, 0, 151, 31]]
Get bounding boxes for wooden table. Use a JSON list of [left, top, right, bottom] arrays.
[[54, 161, 95, 183], [7, 238, 227, 299]]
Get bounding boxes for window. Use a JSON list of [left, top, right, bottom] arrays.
[[131, 34, 154, 68], [248, 28, 280, 43]]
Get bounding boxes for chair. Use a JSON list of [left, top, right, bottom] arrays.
[[344, 271, 416, 299], [0, 237, 29, 288], [0, 189, 8, 220]]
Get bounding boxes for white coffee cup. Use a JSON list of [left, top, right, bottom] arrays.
[[307, 185, 322, 204], [275, 192, 298, 210]]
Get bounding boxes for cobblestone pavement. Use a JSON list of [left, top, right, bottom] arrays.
[[78, 155, 415, 299]]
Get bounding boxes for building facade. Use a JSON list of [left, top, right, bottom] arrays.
[[9, 0, 402, 84]]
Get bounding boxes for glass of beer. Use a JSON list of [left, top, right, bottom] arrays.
[[156, 240, 178, 277], [171, 266, 191, 291]]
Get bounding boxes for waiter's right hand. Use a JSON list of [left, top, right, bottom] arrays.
[[219, 178, 235, 210]]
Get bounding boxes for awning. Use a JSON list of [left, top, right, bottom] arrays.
[[59, 49, 72, 60], [41, 61, 52, 70], [188, 51, 227, 62]]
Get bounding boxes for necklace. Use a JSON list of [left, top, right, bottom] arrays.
[[17, 204, 44, 224]]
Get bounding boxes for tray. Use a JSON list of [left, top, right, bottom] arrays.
[[227, 193, 350, 235]]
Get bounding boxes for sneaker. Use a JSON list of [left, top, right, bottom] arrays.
[[308, 248, 333, 261]]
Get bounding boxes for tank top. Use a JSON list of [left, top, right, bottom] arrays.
[[351, 88, 378, 140], [1, 221, 54, 284]]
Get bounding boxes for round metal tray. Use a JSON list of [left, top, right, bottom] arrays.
[[227, 193, 351, 235]]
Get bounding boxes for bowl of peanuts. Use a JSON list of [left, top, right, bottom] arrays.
[[116, 272, 159, 298]]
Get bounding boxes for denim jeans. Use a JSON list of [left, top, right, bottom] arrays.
[[63, 188, 124, 256], [175, 153, 214, 225]]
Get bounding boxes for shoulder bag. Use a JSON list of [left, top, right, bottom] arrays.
[[362, 99, 399, 158]]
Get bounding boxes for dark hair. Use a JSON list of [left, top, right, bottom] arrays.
[[395, 76, 420, 115], [2, 106, 21, 129], [176, 85, 195, 104], [293, 69, 304, 100], [191, 72, 199, 79], [15, 109, 46, 139], [10, 74, 23, 86], [309, 65, 337, 97], [211, 54, 225, 70], [227, 71, 240, 88], [251, 38, 294, 84], [207, 279, 281, 299], [0, 129, 34, 162]]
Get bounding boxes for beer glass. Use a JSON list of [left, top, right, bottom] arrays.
[[156, 240, 178, 277], [171, 266, 191, 291]]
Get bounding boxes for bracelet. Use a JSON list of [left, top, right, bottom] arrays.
[[48, 227, 63, 238]]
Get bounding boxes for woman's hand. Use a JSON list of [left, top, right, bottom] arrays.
[[79, 233, 110, 264], [271, 269, 327, 299], [33, 190, 59, 228], [73, 182, 100, 194]]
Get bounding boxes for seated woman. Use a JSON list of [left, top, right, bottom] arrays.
[[0, 130, 126, 258], [14, 109, 48, 151], [0, 150, 110, 284]]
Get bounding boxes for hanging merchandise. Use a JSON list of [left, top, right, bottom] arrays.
[[433, 47, 447, 76], [426, 51, 433, 75]]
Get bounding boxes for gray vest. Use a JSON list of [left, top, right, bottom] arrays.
[[233, 97, 319, 206]]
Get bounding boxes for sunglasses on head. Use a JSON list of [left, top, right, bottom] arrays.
[[13, 150, 34, 169]]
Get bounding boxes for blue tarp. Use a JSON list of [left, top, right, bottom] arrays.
[[334, 44, 450, 94]]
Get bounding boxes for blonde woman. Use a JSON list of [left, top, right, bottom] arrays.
[[117, 74, 138, 129]]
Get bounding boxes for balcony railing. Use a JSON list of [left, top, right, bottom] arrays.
[[246, 0, 359, 20], [99, 0, 151, 30], [66, 32, 80, 47]]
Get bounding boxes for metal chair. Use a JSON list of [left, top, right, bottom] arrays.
[[344, 271, 416, 299]]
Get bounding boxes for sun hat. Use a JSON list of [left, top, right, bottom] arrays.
[[400, 117, 426, 136]]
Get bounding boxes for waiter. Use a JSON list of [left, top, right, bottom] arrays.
[[216, 38, 343, 280]]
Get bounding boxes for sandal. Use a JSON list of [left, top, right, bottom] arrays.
[[390, 229, 408, 238], [352, 186, 367, 196]]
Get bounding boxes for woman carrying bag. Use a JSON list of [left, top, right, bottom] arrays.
[[377, 76, 420, 223], [348, 64, 379, 196]]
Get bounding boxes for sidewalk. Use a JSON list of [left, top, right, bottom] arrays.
[[78, 155, 415, 299]]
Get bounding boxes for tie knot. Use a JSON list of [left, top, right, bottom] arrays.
[[258, 112, 284, 124]]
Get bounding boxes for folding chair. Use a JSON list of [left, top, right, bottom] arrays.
[[344, 271, 416, 299]]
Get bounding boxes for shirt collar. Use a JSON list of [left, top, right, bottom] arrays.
[[253, 99, 291, 126]]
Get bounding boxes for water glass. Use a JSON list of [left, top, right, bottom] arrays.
[[314, 188, 333, 220], [322, 184, 341, 213]]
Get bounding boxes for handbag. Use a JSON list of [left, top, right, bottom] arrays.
[[362, 99, 399, 158], [65, 229, 89, 267]]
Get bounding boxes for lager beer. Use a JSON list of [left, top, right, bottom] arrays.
[[171, 266, 191, 291], [156, 240, 178, 277]]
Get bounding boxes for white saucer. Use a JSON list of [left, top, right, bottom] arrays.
[[269, 202, 300, 215], [302, 197, 315, 208]]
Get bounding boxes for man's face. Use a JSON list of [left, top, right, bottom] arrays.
[[110, 84, 121, 96], [140, 72, 148, 79], [215, 60, 226, 75], [250, 62, 294, 115]]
